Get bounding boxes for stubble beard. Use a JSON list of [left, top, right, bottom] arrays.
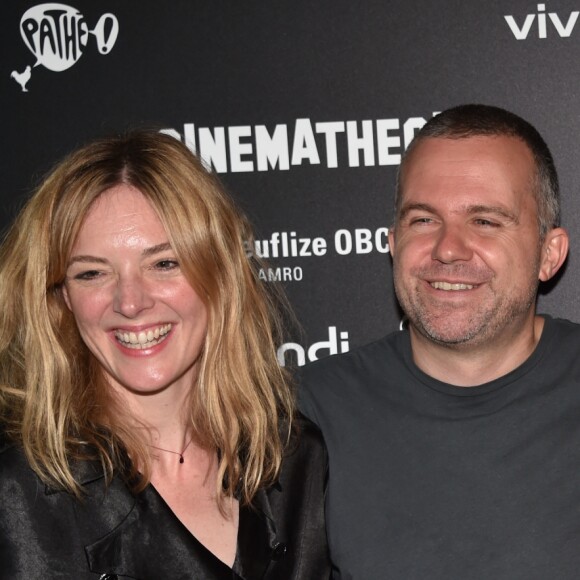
[[394, 260, 541, 348]]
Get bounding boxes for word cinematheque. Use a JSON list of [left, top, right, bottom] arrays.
[[162, 115, 437, 173]]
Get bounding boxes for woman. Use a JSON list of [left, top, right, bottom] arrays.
[[0, 131, 330, 579]]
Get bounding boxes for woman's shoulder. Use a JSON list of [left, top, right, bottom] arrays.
[[253, 414, 331, 578], [288, 413, 327, 459], [275, 413, 328, 488], [0, 433, 33, 478], [0, 435, 63, 512], [0, 433, 109, 506]]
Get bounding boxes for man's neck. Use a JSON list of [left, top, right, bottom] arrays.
[[408, 315, 545, 387]]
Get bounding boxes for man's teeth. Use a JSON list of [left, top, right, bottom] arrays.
[[115, 324, 172, 349], [431, 281, 474, 291]]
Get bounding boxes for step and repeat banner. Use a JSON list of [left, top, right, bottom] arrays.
[[3, 0, 580, 365]]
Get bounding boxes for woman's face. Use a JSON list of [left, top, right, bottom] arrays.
[[62, 184, 208, 400]]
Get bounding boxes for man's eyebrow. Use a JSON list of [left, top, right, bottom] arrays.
[[466, 205, 519, 223], [68, 242, 173, 266], [399, 203, 436, 221], [399, 203, 518, 223]]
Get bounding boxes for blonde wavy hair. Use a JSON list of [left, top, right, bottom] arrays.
[[0, 130, 294, 507]]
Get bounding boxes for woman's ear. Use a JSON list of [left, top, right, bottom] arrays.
[[61, 283, 73, 311]]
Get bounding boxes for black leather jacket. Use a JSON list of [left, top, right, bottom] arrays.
[[0, 418, 330, 579]]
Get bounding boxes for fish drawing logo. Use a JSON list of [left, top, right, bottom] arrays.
[[11, 3, 119, 92]]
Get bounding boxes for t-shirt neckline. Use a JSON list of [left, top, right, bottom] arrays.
[[401, 315, 555, 397]]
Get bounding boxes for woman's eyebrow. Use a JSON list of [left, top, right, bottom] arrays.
[[68, 243, 173, 266], [142, 242, 172, 258], [67, 255, 108, 266]]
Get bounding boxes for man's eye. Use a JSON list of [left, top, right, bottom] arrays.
[[410, 217, 433, 225], [474, 219, 498, 227]]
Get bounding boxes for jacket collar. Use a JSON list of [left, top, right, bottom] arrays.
[[52, 461, 280, 579], [84, 480, 242, 579], [44, 454, 106, 495]]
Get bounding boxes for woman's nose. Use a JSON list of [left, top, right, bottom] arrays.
[[112, 275, 155, 318]]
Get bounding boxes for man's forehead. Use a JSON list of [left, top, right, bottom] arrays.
[[400, 134, 535, 186], [406, 134, 532, 161], [397, 135, 538, 215]]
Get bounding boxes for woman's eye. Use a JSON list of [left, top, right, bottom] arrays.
[[154, 259, 179, 270], [74, 270, 102, 280]]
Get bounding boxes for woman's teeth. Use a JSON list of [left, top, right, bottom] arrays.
[[115, 324, 172, 349]]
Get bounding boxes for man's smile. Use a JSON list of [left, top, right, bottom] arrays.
[[430, 281, 476, 291]]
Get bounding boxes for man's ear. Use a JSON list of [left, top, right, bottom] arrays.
[[388, 227, 396, 257], [539, 227, 569, 282]]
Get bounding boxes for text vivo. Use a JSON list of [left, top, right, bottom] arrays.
[[505, 3, 579, 39]]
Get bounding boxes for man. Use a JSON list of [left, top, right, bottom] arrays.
[[299, 104, 579, 579]]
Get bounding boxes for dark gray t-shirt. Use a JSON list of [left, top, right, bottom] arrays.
[[299, 316, 580, 580]]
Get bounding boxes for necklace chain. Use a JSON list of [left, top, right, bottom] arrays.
[[148, 437, 193, 464]]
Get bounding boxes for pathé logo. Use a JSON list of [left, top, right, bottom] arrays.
[[505, 3, 579, 39], [10, 3, 119, 92]]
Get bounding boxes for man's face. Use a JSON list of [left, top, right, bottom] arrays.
[[389, 135, 548, 349]]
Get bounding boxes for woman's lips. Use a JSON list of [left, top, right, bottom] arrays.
[[114, 323, 172, 350]]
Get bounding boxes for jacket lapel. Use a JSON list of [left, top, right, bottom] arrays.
[[54, 458, 277, 579], [83, 482, 241, 579]]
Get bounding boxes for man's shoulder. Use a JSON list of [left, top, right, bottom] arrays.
[[300, 329, 406, 384], [538, 315, 580, 355], [298, 329, 409, 422], [546, 315, 580, 335]]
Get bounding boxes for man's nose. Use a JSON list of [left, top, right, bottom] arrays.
[[431, 224, 473, 263]]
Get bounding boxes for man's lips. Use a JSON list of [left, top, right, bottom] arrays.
[[430, 281, 477, 291], [114, 323, 172, 350]]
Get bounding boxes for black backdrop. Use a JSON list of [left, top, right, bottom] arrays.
[[4, 0, 580, 365]]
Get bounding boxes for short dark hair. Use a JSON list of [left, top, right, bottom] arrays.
[[395, 104, 560, 237]]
